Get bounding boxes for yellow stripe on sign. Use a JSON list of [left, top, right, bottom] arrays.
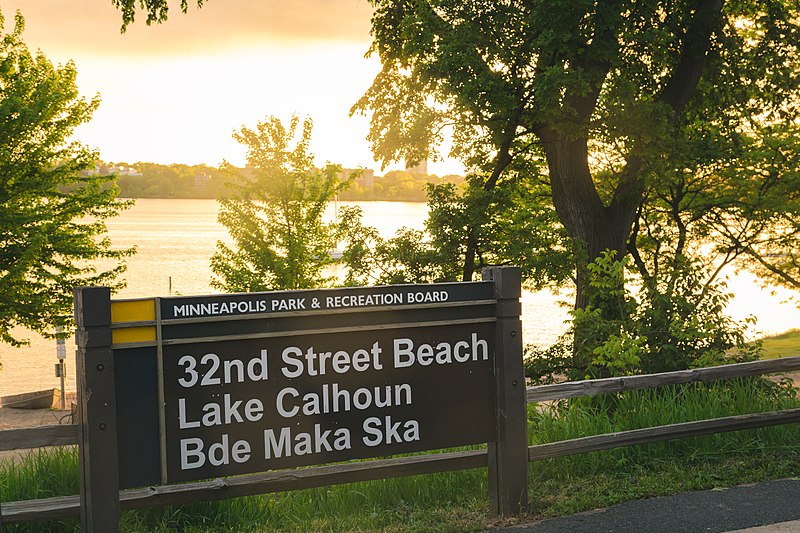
[[111, 299, 157, 344], [111, 299, 156, 323], [112, 326, 156, 344]]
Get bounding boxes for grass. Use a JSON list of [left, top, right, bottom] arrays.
[[757, 329, 800, 359], [2, 377, 800, 531], [527, 376, 800, 518], [1, 450, 490, 532], [529, 450, 800, 519]]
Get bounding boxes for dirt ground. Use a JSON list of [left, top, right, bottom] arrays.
[[0, 406, 74, 430], [0, 403, 76, 464]]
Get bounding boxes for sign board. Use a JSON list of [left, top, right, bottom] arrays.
[[163, 324, 493, 481], [105, 281, 500, 486], [56, 326, 66, 360], [56, 338, 66, 360], [73, 268, 528, 529]]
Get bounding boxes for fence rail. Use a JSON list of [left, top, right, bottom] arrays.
[[1, 449, 487, 524], [528, 408, 800, 461], [527, 356, 800, 403], [2, 355, 799, 525], [0, 424, 77, 452]]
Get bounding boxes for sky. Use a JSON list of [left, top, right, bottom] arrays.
[[0, 0, 462, 175]]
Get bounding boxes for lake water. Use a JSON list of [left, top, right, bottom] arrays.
[[1, 198, 798, 397]]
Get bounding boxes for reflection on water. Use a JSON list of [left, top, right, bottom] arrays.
[[1, 199, 797, 397]]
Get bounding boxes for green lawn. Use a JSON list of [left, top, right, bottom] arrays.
[[757, 329, 800, 359]]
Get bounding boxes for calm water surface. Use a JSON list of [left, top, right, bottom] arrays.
[[1, 199, 797, 397]]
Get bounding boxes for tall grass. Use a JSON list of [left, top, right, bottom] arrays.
[[122, 467, 487, 532], [0, 447, 80, 533], [530, 377, 800, 476], [2, 377, 799, 531], [0, 448, 487, 532], [527, 377, 800, 516]]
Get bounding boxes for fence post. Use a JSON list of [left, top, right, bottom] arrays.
[[74, 287, 120, 532], [483, 267, 528, 516]]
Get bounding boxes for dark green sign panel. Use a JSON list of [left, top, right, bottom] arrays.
[[110, 281, 500, 486], [158, 282, 493, 320], [162, 323, 494, 482]]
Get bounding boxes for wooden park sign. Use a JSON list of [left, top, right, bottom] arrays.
[[74, 267, 527, 531]]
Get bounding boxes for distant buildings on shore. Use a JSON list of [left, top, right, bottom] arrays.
[[85, 160, 431, 184], [82, 163, 142, 177], [405, 159, 428, 176], [339, 168, 376, 188]]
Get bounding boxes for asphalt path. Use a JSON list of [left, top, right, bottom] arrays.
[[490, 478, 800, 533]]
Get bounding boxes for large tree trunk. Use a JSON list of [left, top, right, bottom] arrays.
[[541, 131, 641, 309], [537, 0, 724, 310], [462, 230, 478, 281]]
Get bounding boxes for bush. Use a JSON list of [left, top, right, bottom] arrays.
[[526, 252, 761, 382]]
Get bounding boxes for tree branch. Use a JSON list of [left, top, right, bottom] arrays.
[[609, 0, 725, 221], [657, 0, 725, 120]]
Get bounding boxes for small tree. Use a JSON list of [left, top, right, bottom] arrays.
[[0, 9, 133, 347], [526, 252, 760, 383], [211, 116, 353, 292]]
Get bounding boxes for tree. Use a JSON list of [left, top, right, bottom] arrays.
[[211, 116, 353, 292], [630, 121, 800, 294], [111, 1, 800, 367], [116, 162, 228, 199], [352, 1, 800, 312], [0, 9, 133, 346], [339, 176, 572, 288], [526, 252, 761, 383]]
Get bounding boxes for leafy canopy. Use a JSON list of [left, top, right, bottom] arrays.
[[350, 0, 800, 369], [107, 1, 800, 376], [0, 9, 133, 346]]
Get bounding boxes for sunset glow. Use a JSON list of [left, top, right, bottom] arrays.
[[1, 0, 464, 174]]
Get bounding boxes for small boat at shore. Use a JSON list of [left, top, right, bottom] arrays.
[[0, 388, 58, 409]]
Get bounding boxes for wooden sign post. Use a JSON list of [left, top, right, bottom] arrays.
[[74, 287, 120, 531], [484, 267, 528, 515]]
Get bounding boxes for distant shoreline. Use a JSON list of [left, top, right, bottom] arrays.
[[117, 196, 429, 203]]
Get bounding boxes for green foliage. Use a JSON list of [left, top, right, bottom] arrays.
[[109, 0, 800, 373], [113, 164, 464, 202], [527, 252, 760, 382], [5, 378, 800, 531], [629, 119, 800, 299], [530, 377, 800, 477], [210, 116, 352, 292], [529, 378, 800, 518], [0, 9, 133, 346], [0, 447, 81, 532], [337, 204, 454, 286], [354, 0, 800, 314], [339, 177, 572, 285], [111, 0, 205, 31], [337, 170, 464, 202], [1, 444, 488, 532]]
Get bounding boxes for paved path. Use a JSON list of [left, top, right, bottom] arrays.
[[490, 478, 800, 533]]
